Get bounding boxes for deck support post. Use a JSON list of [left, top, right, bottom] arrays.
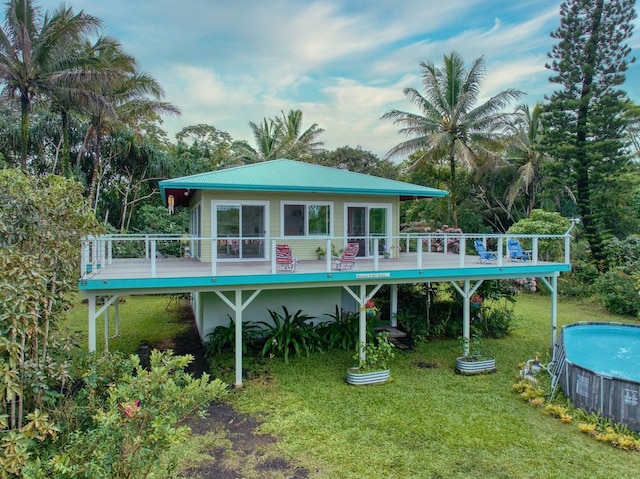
[[539, 274, 559, 348], [89, 295, 97, 352], [214, 289, 262, 387], [342, 284, 382, 363], [390, 284, 398, 327], [451, 280, 483, 356]]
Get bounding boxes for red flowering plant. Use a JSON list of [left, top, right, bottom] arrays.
[[363, 299, 379, 315]]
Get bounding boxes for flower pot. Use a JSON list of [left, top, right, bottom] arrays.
[[346, 367, 390, 385], [455, 357, 496, 375]]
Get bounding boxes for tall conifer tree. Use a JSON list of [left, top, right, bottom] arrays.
[[544, 0, 636, 264]]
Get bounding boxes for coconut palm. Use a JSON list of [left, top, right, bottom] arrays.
[[0, 0, 102, 169], [381, 52, 523, 225], [504, 103, 548, 217], [238, 109, 324, 163], [275, 109, 324, 160]]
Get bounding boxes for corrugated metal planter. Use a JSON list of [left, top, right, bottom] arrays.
[[346, 367, 390, 385], [455, 357, 496, 375]]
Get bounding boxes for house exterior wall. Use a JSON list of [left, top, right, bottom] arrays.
[[191, 191, 400, 262], [197, 287, 347, 340]]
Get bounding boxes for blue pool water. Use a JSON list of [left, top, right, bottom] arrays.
[[563, 323, 640, 382]]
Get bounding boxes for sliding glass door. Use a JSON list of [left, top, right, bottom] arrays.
[[346, 204, 390, 256], [214, 202, 267, 259]]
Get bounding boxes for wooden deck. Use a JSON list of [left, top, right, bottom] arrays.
[[79, 251, 570, 293]]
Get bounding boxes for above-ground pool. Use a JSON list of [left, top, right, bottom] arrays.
[[558, 322, 640, 431]]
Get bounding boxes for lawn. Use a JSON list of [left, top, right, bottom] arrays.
[[64, 293, 640, 478]]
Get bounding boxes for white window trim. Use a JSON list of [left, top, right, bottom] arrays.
[[280, 200, 334, 238]]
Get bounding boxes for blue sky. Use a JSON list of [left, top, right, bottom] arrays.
[[39, 0, 640, 159]]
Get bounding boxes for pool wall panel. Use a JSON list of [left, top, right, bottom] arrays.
[[560, 323, 640, 432]]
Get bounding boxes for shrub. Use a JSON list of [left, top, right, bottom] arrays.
[[595, 269, 640, 316], [6, 350, 227, 479]]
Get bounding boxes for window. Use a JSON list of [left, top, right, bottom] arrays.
[[283, 202, 330, 237]]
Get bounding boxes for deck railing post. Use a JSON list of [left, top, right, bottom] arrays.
[[532, 237, 539, 264], [459, 237, 465, 267], [418, 238, 423, 268], [373, 237, 379, 271], [326, 238, 332, 271], [497, 237, 504, 266], [443, 234, 448, 254], [271, 239, 277, 274], [211, 238, 217, 276], [564, 235, 571, 264], [107, 238, 113, 265], [145, 235, 150, 259], [150, 239, 157, 278]]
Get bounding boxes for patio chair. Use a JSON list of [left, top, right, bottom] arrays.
[[275, 244, 298, 272], [473, 240, 498, 264], [507, 239, 532, 262], [331, 242, 359, 270]]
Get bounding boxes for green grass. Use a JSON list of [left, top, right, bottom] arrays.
[[225, 294, 640, 479], [63, 293, 189, 353], [64, 293, 640, 478]]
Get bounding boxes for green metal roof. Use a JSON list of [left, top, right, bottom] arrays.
[[160, 159, 448, 205]]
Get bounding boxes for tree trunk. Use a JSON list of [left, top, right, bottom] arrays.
[[20, 94, 30, 170]]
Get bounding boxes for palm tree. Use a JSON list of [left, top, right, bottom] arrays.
[[0, 0, 102, 169], [78, 38, 180, 208], [381, 52, 523, 225], [275, 109, 324, 160], [504, 103, 548, 218], [238, 109, 324, 163]]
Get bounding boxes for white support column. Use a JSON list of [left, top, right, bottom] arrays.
[[451, 279, 483, 356], [359, 285, 367, 363], [390, 284, 398, 327], [462, 280, 471, 355], [551, 274, 558, 347], [539, 274, 559, 349], [114, 300, 120, 337], [104, 305, 109, 351], [235, 289, 243, 387], [88, 295, 97, 352], [214, 289, 263, 388]]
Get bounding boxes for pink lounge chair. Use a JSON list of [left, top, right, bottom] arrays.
[[331, 242, 359, 270], [275, 244, 298, 272]]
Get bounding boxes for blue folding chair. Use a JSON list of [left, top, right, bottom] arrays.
[[473, 240, 498, 264], [507, 239, 532, 261]]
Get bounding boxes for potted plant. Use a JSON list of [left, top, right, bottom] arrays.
[[455, 334, 496, 375], [315, 246, 326, 260], [346, 332, 396, 385], [363, 299, 378, 318]]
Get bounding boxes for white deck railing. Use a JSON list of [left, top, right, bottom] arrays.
[[80, 231, 574, 280]]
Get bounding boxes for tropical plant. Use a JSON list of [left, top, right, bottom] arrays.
[[239, 109, 324, 163], [353, 332, 396, 372], [257, 307, 320, 363], [205, 316, 261, 355], [381, 51, 523, 225], [458, 333, 492, 361], [503, 103, 548, 217], [316, 305, 376, 351], [0, 0, 103, 169], [77, 37, 180, 208], [25, 350, 227, 479]]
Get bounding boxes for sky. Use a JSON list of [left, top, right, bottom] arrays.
[[38, 0, 640, 159]]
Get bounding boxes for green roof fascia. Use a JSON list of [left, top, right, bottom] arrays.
[[159, 159, 448, 203]]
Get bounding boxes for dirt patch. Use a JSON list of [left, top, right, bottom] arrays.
[[152, 302, 309, 479]]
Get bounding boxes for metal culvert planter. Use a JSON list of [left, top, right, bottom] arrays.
[[455, 357, 496, 375], [346, 367, 391, 385]]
